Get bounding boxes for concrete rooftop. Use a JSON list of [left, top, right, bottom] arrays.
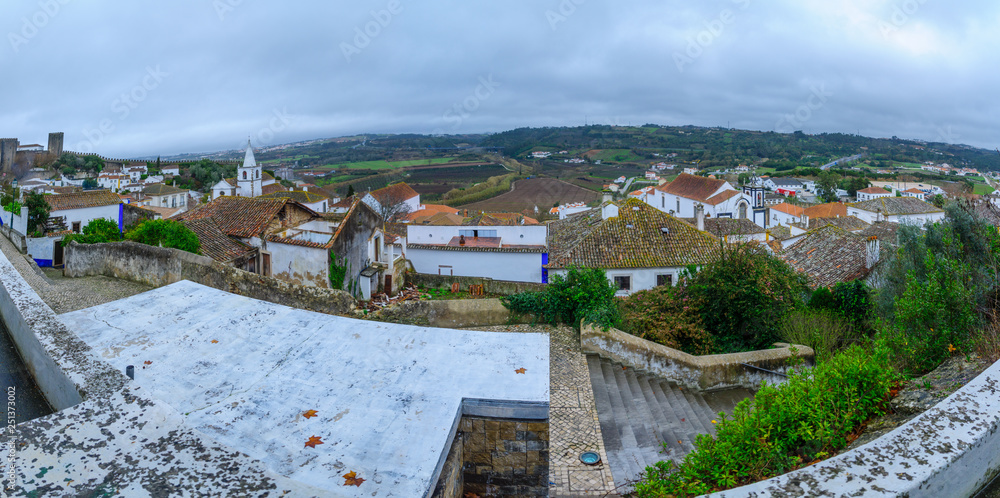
[[57, 280, 549, 496]]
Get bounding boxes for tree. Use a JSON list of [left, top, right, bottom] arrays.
[[346, 185, 355, 198], [24, 192, 50, 234], [817, 171, 839, 203], [82, 178, 97, 189], [932, 194, 946, 208], [372, 187, 414, 223], [125, 219, 201, 254], [62, 218, 121, 246]]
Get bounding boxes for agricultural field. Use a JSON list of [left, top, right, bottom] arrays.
[[406, 163, 508, 199], [314, 157, 458, 171], [460, 177, 600, 214], [582, 149, 647, 163], [974, 183, 995, 195]]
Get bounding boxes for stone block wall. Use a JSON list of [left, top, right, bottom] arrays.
[[459, 416, 548, 498], [408, 272, 547, 296]]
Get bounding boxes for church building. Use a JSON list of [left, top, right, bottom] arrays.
[[211, 140, 282, 200]]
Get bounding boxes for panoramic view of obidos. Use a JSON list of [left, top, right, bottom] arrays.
[[2, 1, 1000, 497]]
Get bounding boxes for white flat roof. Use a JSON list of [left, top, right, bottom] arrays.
[[60, 280, 549, 496]]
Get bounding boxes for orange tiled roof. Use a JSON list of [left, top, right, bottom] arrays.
[[184, 218, 256, 263], [404, 203, 458, 221], [370, 182, 418, 205], [261, 183, 287, 196], [770, 202, 805, 217], [546, 198, 721, 269], [857, 187, 890, 195], [176, 196, 304, 238], [45, 190, 122, 211], [802, 202, 846, 219], [655, 173, 728, 202]]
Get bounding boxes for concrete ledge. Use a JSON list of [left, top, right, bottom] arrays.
[[713, 358, 1000, 497], [373, 298, 532, 328], [580, 323, 813, 391], [64, 240, 356, 315], [462, 399, 549, 420]]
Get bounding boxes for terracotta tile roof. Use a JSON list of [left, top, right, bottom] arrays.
[[446, 236, 501, 248], [261, 183, 287, 196], [369, 182, 418, 204], [463, 212, 538, 226], [904, 188, 924, 194], [849, 197, 944, 216], [258, 190, 328, 204], [807, 216, 870, 231], [413, 212, 466, 225], [770, 202, 804, 217], [142, 183, 187, 196], [331, 195, 355, 209], [681, 218, 765, 237], [858, 187, 890, 195], [779, 225, 876, 289], [858, 222, 901, 247], [404, 203, 459, 222], [704, 189, 741, 206], [45, 190, 122, 211], [766, 225, 792, 240], [183, 218, 256, 263], [655, 173, 729, 202], [546, 198, 721, 269], [175, 196, 300, 239], [144, 206, 184, 219], [803, 202, 847, 219]]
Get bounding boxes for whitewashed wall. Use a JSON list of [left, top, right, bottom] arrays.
[[408, 248, 545, 283]]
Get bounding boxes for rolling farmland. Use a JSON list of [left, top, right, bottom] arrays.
[[461, 178, 600, 213]]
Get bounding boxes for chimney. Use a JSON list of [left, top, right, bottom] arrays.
[[459, 234, 466, 246], [865, 236, 879, 269], [802, 214, 809, 229], [602, 203, 619, 220], [695, 203, 705, 231], [602, 189, 613, 204]]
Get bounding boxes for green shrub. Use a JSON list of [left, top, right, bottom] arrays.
[[807, 287, 836, 311], [685, 244, 809, 353], [62, 218, 122, 246], [634, 339, 901, 496], [780, 309, 859, 363], [125, 219, 201, 254], [831, 280, 874, 332], [619, 284, 713, 355], [501, 267, 619, 329]]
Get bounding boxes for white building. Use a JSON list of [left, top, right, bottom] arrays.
[[407, 222, 548, 283], [847, 197, 945, 225], [769, 202, 804, 226], [545, 198, 720, 295], [211, 140, 277, 200], [361, 183, 422, 220], [141, 184, 189, 211], [856, 187, 893, 202], [648, 173, 766, 228], [549, 202, 591, 220], [900, 188, 926, 201]]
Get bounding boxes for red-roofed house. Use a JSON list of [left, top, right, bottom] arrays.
[[901, 188, 926, 201], [362, 182, 421, 221], [648, 173, 766, 227], [856, 186, 893, 202], [769, 202, 805, 226]]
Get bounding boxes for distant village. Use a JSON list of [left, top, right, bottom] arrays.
[[0, 131, 997, 302]]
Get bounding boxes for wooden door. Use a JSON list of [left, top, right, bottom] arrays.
[[53, 241, 64, 267], [261, 253, 271, 277]]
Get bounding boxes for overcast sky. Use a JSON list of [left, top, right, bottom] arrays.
[[1, 1, 998, 158]]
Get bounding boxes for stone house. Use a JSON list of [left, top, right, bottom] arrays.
[[779, 225, 885, 289], [847, 197, 945, 225], [546, 198, 721, 295]]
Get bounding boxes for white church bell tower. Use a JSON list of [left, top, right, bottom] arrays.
[[237, 138, 262, 197]]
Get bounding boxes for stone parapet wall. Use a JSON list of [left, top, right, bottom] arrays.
[[408, 272, 547, 296], [459, 416, 549, 498], [63, 240, 355, 315], [581, 322, 814, 391], [372, 298, 530, 328]]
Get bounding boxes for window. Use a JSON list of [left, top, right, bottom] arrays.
[[661, 195, 665, 208], [438, 265, 453, 276], [72, 221, 81, 233], [656, 274, 673, 287], [242, 171, 247, 179], [613, 275, 631, 291], [739, 203, 748, 219], [257, 170, 260, 179], [676, 198, 680, 214], [459, 229, 497, 238]]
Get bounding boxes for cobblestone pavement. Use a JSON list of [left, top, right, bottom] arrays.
[[471, 324, 618, 497], [0, 236, 153, 314]]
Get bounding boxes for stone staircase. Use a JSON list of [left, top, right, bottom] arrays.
[[586, 354, 753, 491]]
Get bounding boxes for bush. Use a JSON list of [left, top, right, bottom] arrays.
[[685, 244, 809, 353], [618, 284, 713, 355], [634, 339, 901, 496], [62, 218, 122, 246], [125, 219, 201, 254], [501, 267, 619, 329], [780, 309, 860, 363], [807, 287, 836, 311]]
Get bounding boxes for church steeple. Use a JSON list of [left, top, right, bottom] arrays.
[[237, 137, 262, 197]]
